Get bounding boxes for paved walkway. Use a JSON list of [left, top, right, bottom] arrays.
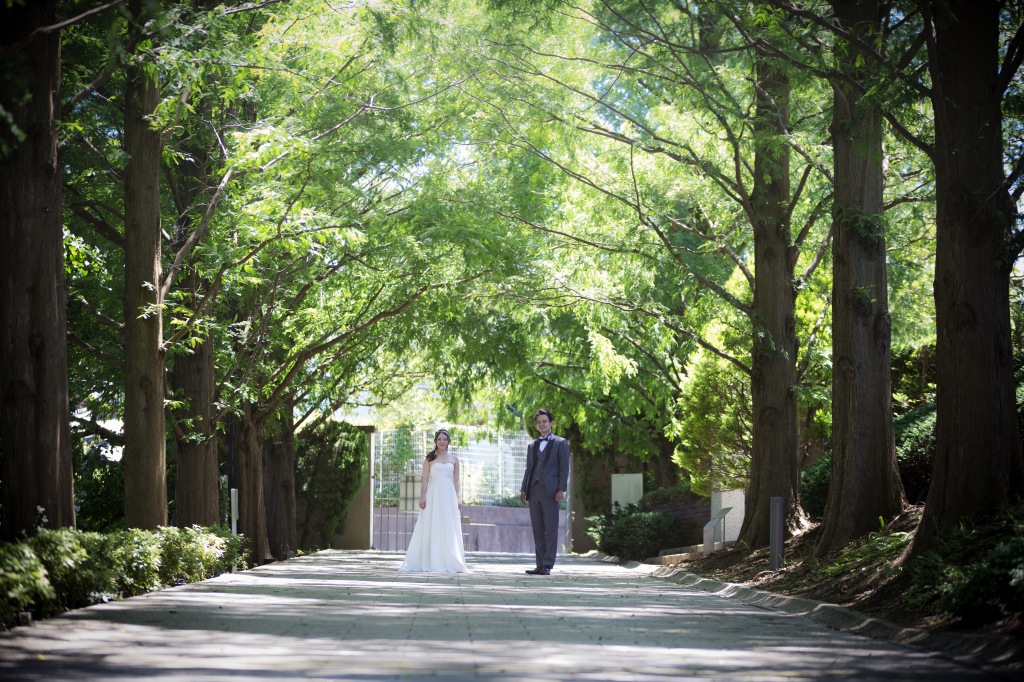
[[0, 551, 1021, 681]]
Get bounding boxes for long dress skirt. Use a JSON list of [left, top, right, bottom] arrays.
[[399, 461, 470, 573]]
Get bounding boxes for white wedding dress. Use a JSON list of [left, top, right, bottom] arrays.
[[399, 461, 471, 573]]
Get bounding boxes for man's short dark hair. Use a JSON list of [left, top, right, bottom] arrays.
[[534, 408, 554, 422]]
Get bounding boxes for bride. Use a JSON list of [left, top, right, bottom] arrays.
[[399, 428, 471, 573]]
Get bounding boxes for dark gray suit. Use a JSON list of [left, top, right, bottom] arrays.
[[520, 434, 570, 570]]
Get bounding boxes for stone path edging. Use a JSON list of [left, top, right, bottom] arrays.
[[588, 552, 1024, 677]]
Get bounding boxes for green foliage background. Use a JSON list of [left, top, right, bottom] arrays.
[[295, 421, 368, 550]]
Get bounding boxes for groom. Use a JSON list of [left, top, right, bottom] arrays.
[[519, 408, 569, 576]]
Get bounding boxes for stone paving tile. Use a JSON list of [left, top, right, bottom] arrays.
[[0, 551, 1019, 681]]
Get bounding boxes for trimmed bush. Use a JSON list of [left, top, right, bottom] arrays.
[[586, 504, 693, 561], [109, 529, 162, 597], [296, 421, 367, 550], [0, 543, 55, 627], [602, 511, 692, 561], [636, 482, 693, 512], [28, 529, 114, 612], [157, 525, 245, 585], [1, 525, 244, 630]]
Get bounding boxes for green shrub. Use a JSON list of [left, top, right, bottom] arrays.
[[893, 405, 936, 504], [109, 529, 162, 597], [28, 528, 114, 612], [906, 506, 1024, 626], [204, 525, 248, 574], [585, 502, 635, 549], [76, 532, 118, 602], [0, 543, 54, 628], [1, 525, 245, 629], [586, 504, 693, 561], [800, 452, 831, 522], [938, 536, 1024, 624], [602, 511, 692, 561], [72, 438, 125, 532], [636, 482, 695, 512], [157, 525, 246, 584], [296, 421, 368, 550], [490, 494, 526, 508], [157, 526, 209, 585]]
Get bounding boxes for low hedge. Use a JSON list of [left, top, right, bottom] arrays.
[[586, 503, 694, 561], [1, 525, 246, 629]]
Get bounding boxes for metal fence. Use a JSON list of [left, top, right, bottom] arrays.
[[371, 426, 533, 551]]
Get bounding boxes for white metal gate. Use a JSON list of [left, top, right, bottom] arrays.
[[371, 426, 536, 551]]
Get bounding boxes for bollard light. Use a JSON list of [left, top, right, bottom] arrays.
[[769, 496, 784, 570]]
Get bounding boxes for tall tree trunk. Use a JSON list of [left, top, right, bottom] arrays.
[[167, 70, 218, 527], [170, 327, 218, 526], [123, 0, 166, 529], [913, 0, 1024, 553], [238, 402, 272, 564], [264, 401, 296, 560], [738, 54, 805, 548], [815, 0, 906, 557], [0, 0, 75, 540]]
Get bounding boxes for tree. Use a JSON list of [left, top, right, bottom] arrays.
[[0, 0, 76, 540], [740, 48, 808, 546], [465, 1, 834, 544], [165, 0, 232, 528], [122, 0, 167, 529], [815, 0, 906, 556], [264, 403, 296, 559], [912, 0, 1024, 552]]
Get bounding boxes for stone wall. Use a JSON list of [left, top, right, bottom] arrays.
[[357, 504, 568, 554]]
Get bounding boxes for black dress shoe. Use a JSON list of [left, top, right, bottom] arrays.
[[525, 567, 544, 575], [537, 567, 551, 575]]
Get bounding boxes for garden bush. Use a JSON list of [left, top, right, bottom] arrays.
[[905, 505, 1024, 627], [109, 529, 162, 596], [157, 525, 246, 585], [636, 482, 694, 512], [586, 504, 692, 561], [0, 543, 55, 627], [28, 528, 114, 612], [585, 503, 634, 550], [0, 525, 245, 630]]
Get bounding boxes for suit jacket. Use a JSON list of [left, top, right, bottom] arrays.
[[520, 435, 570, 495]]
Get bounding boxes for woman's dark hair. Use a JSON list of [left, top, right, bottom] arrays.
[[426, 428, 451, 462]]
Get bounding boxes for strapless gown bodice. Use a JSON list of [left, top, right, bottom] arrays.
[[430, 461, 456, 482]]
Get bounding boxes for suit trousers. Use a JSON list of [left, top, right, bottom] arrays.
[[528, 480, 560, 569]]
